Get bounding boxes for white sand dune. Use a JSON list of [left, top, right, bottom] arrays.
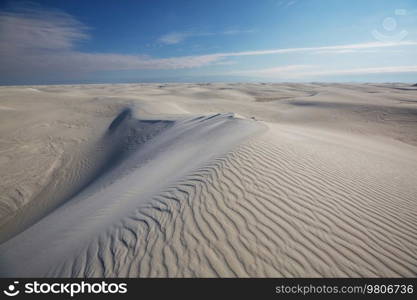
[[0, 83, 416, 277]]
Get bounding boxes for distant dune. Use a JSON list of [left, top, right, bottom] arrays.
[[0, 83, 416, 277]]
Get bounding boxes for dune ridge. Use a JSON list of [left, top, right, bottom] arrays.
[[0, 108, 264, 276]]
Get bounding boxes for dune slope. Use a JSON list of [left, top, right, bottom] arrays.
[[0, 108, 264, 276]]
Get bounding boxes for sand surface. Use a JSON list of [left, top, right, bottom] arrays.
[[0, 83, 416, 277]]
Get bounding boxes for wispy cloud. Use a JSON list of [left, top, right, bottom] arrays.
[[222, 29, 255, 35], [158, 31, 212, 45], [229, 65, 417, 79], [311, 49, 406, 55], [275, 0, 298, 8], [157, 28, 254, 45], [0, 6, 87, 52], [216, 41, 417, 57], [312, 49, 377, 54], [150, 40, 417, 69], [305, 65, 417, 76], [228, 65, 315, 80], [229, 65, 313, 78], [286, 0, 298, 7]]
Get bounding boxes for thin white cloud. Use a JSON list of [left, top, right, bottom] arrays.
[[275, 0, 297, 8], [305, 65, 417, 76], [215, 41, 417, 57], [312, 49, 376, 54], [229, 65, 313, 78], [311, 49, 406, 55], [222, 29, 255, 35], [158, 32, 191, 45], [158, 31, 213, 45], [150, 40, 417, 68], [286, 1, 297, 7], [230, 65, 417, 79], [158, 29, 254, 45], [0, 6, 87, 52]]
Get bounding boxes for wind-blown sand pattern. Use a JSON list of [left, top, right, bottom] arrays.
[[0, 83, 417, 277]]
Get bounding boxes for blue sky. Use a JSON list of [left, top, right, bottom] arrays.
[[0, 0, 416, 84]]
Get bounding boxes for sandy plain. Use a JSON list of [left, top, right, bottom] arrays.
[[0, 82, 416, 277]]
